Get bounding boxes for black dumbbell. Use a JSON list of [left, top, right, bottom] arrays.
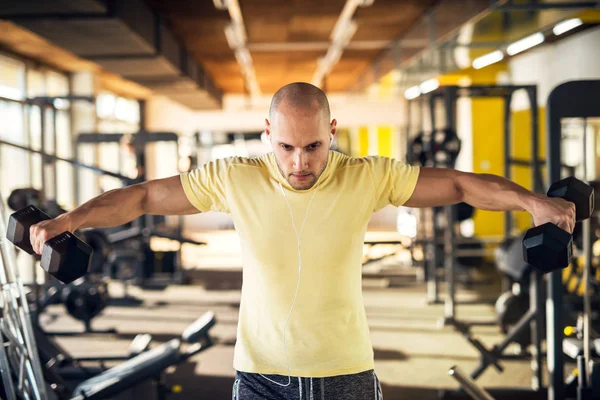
[[6, 205, 91, 284], [523, 177, 594, 273]]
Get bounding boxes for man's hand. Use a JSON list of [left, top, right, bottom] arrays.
[[29, 215, 72, 255], [528, 195, 577, 233]]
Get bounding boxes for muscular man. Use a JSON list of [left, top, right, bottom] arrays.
[[29, 82, 575, 400]]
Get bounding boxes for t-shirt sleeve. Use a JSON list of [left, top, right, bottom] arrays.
[[179, 158, 231, 213], [367, 156, 420, 211]]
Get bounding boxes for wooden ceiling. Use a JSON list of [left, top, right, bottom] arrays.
[[0, 21, 154, 99], [145, 0, 438, 94]]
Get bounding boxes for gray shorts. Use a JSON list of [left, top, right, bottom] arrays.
[[232, 369, 383, 400]]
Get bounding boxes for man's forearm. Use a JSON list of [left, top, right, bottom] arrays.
[[455, 172, 543, 213], [59, 184, 148, 231]]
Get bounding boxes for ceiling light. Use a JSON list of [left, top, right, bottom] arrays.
[[506, 32, 545, 56], [553, 18, 583, 36], [404, 86, 420, 100], [472, 50, 504, 69], [419, 78, 439, 94]]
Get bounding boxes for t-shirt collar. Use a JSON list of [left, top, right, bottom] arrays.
[[269, 150, 334, 193]]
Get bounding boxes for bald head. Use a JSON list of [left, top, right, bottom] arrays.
[[269, 82, 331, 122], [265, 82, 336, 190]]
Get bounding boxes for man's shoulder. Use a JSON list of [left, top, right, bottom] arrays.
[[334, 152, 388, 169], [215, 154, 270, 170]]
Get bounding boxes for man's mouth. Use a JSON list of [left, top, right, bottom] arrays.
[[291, 173, 311, 180]]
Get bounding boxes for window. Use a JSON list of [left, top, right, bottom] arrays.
[[0, 54, 27, 203], [94, 92, 141, 192], [0, 53, 75, 210]]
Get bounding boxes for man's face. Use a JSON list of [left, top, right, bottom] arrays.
[[266, 103, 336, 190]]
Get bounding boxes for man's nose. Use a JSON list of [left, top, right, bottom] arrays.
[[293, 151, 307, 170]]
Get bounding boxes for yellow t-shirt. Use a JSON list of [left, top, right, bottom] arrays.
[[180, 151, 420, 377]]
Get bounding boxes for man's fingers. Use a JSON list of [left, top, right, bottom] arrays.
[[36, 234, 42, 255], [31, 224, 47, 255], [38, 230, 48, 255], [556, 216, 571, 234], [567, 215, 574, 234], [35, 233, 40, 255], [30, 224, 40, 255]]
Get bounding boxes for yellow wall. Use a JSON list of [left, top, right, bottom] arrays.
[[439, 62, 548, 237], [510, 107, 546, 232], [377, 126, 393, 157], [469, 84, 546, 237], [435, 63, 551, 238], [374, 61, 547, 238], [371, 73, 396, 158], [471, 97, 506, 236], [358, 127, 369, 156]]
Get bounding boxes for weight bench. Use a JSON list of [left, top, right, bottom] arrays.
[[67, 311, 216, 400], [37, 326, 151, 369]]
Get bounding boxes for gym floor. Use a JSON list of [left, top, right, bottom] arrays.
[[43, 258, 539, 399]]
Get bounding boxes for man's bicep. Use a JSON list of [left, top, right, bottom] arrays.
[[403, 167, 463, 208], [143, 176, 201, 215]]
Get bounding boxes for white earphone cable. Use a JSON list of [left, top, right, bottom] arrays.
[[259, 181, 319, 387]]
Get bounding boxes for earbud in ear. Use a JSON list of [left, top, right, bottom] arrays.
[[329, 134, 334, 149]]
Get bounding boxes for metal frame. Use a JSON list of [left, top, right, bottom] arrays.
[[545, 80, 600, 400], [449, 366, 496, 400], [408, 84, 547, 394], [0, 195, 49, 400], [433, 80, 600, 400], [411, 85, 540, 300], [0, 139, 135, 182]]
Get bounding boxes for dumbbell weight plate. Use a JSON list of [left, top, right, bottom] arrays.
[[42, 232, 92, 284], [62, 283, 108, 322], [523, 223, 573, 273], [7, 188, 42, 212], [547, 176, 594, 221], [6, 205, 51, 255], [409, 133, 431, 166]]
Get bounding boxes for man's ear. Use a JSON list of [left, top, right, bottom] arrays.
[[265, 119, 274, 150], [330, 118, 337, 136]]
